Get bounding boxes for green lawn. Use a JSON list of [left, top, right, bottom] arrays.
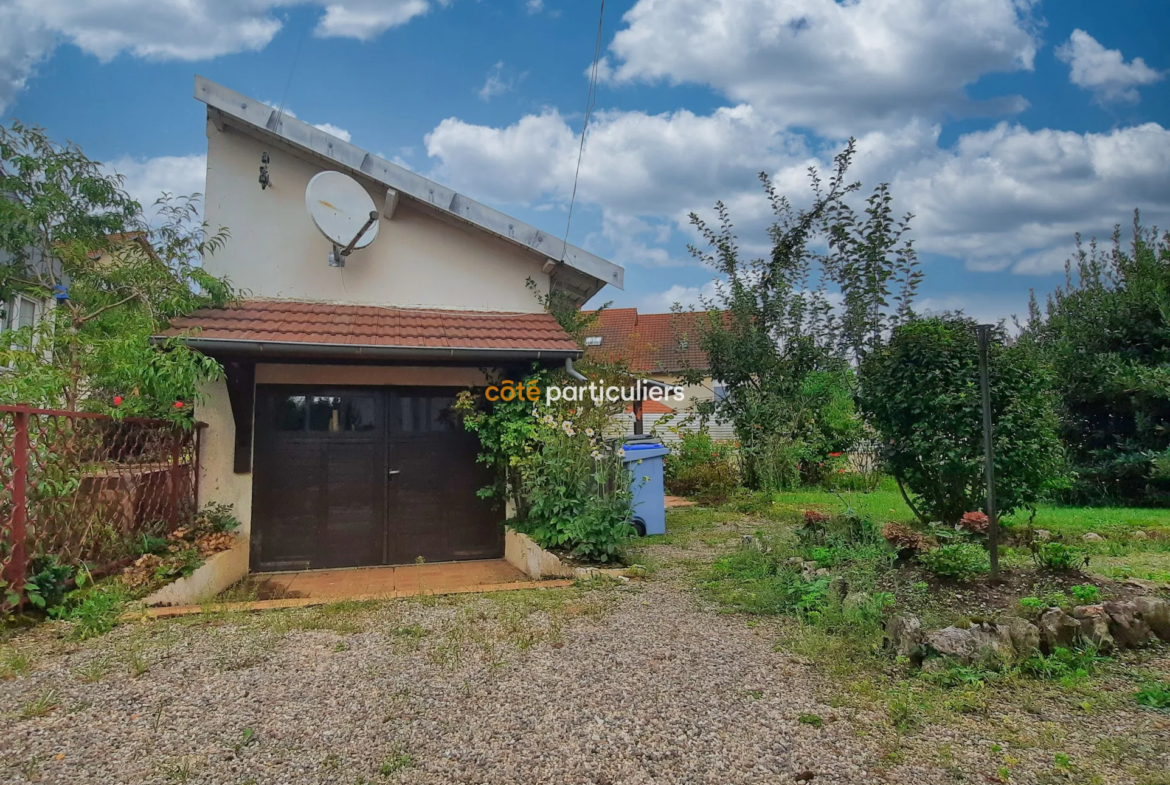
[[775, 478, 1170, 536]]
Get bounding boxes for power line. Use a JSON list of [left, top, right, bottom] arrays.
[[561, 0, 605, 262], [276, 18, 311, 126]]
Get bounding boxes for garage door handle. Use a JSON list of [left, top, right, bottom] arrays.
[[388, 470, 401, 478]]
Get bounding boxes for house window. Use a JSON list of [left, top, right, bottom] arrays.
[[585, 336, 602, 347], [3, 293, 46, 352], [714, 383, 728, 401]]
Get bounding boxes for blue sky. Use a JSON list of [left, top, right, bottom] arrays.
[[2, 0, 1169, 322]]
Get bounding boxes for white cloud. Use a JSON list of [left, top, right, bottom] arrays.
[[1056, 29, 1164, 105], [477, 61, 524, 102], [640, 281, 720, 312], [104, 154, 208, 217], [526, 0, 543, 13], [313, 0, 431, 41], [600, 0, 1039, 135], [424, 101, 1170, 277], [0, 1, 447, 113], [312, 122, 351, 142]]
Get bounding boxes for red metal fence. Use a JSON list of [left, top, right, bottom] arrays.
[[0, 405, 204, 604]]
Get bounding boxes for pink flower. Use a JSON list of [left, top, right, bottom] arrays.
[[113, 396, 123, 406], [173, 401, 184, 409]]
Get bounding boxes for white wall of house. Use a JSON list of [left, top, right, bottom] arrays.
[[197, 364, 490, 538], [202, 124, 551, 313]]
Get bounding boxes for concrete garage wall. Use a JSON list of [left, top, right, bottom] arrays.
[[142, 537, 250, 606], [202, 125, 550, 314], [197, 378, 254, 535]]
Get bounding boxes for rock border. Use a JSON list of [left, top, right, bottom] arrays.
[[885, 595, 1170, 666], [141, 536, 249, 607]]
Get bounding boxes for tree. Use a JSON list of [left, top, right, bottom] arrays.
[[678, 140, 917, 488], [1021, 215, 1170, 506], [0, 121, 234, 419], [860, 315, 1064, 524]]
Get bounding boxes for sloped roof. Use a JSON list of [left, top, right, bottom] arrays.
[[582, 308, 714, 374], [162, 299, 581, 359]]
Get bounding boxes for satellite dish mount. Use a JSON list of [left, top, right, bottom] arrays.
[[328, 210, 379, 268], [305, 171, 382, 269]]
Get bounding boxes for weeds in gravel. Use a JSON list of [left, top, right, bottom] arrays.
[[379, 748, 414, 775], [127, 649, 150, 678], [74, 656, 108, 682], [1136, 680, 1170, 709], [1, 648, 32, 678], [797, 712, 824, 727], [20, 688, 60, 719], [163, 755, 198, 783]]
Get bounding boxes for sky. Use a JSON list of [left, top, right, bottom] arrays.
[[2, 0, 1168, 323]]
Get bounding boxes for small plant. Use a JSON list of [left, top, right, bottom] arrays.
[[62, 582, 128, 640], [1070, 584, 1101, 604], [24, 556, 75, 611], [797, 712, 824, 728], [917, 543, 990, 581], [1, 649, 32, 679], [234, 727, 257, 753], [1031, 541, 1088, 571], [1135, 681, 1170, 710], [20, 689, 60, 719], [379, 749, 414, 775]]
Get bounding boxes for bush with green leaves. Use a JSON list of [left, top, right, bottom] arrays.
[[860, 315, 1064, 525], [1136, 681, 1170, 709], [664, 431, 739, 501], [1070, 584, 1100, 604], [1021, 218, 1170, 506], [917, 543, 990, 581], [1031, 541, 1088, 571]]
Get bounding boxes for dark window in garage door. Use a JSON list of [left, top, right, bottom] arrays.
[[251, 386, 500, 571]]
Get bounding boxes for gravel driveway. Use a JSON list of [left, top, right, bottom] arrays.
[[0, 581, 908, 785]]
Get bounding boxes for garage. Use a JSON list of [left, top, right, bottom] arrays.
[[250, 385, 498, 572]]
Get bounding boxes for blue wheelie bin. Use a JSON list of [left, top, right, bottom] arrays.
[[621, 438, 670, 536]]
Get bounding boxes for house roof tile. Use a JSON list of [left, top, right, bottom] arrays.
[[162, 299, 581, 353], [583, 308, 714, 374]]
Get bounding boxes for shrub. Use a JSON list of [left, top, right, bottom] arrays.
[[1021, 220, 1170, 506], [664, 432, 739, 502], [917, 543, 990, 581], [859, 316, 1064, 525], [882, 522, 931, 554], [58, 582, 127, 639], [1031, 541, 1088, 571], [23, 556, 74, 611]]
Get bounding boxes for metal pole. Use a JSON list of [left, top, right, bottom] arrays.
[[977, 324, 999, 579], [8, 411, 29, 605]]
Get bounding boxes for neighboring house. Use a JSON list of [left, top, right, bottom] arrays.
[[161, 77, 623, 573], [582, 308, 724, 410], [0, 247, 60, 360], [583, 308, 734, 442]]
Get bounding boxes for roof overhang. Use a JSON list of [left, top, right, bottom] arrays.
[[156, 335, 582, 362], [195, 76, 623, 304]]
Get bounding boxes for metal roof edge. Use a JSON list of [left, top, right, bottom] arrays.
[[194, 76, 624, 292]]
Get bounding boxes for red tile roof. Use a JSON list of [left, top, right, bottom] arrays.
[[163, 299, 581, 353], [583, 308, 714, 373], [624, 399, 676, 414]]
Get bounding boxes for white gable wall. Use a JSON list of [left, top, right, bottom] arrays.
[[202, 123, 550, 313]]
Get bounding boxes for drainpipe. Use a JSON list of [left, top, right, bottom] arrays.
[[565, 357, 587, 381]]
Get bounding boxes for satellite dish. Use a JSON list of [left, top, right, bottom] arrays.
[[305, 170, 380, 267]]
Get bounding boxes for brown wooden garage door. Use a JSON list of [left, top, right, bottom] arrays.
[[251, 386, 500, 572]]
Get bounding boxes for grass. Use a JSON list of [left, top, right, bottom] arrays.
[[20, 688, 60, 719], [1, 648, 33, 679], [639, 486, 1170, 781]]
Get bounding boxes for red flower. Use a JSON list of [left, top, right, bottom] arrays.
[[173, 401, 184, 409], [829, 452, 842, 457], [838, 468, 846, 473], [113, 396, 123, 406]]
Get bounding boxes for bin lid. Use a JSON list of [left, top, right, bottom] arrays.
[[624, 442, 664, 450]]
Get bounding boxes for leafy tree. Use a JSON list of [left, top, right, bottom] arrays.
[[860, 315, 1064, 524], [1022, 216, 1170, 506], [0, 121, 234, 419], [678, 141, 917, 488]]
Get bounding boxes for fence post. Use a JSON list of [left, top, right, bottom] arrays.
[[169, 429, 181, 528], [194, 426, 202, 511], [8, 410, 29, 603]]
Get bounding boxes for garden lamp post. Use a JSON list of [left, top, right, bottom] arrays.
[[977, 324, 999, 579]]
